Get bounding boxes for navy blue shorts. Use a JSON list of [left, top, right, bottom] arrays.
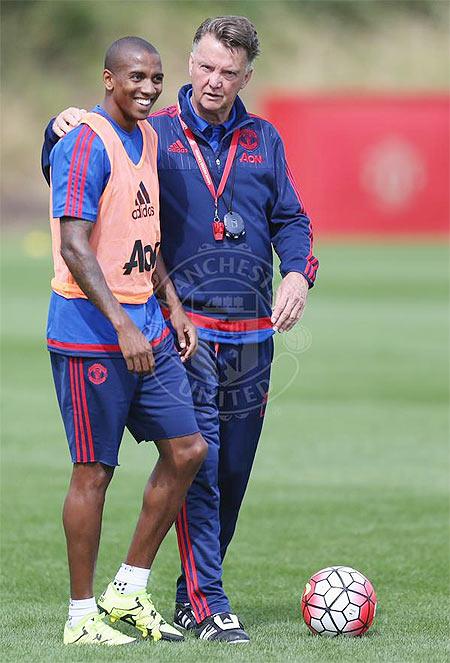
[[51, 338, 199, 466]]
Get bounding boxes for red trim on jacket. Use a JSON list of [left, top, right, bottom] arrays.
[[162, 307, 272, 332]]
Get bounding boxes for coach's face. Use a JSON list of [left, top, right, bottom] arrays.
[[189, 34, 252, 125], [103, 49, 164, 131]]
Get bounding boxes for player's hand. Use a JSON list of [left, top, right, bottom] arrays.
[[116, 319, 155, 374], [52, 107, 87, 137], [271, 272, 309, 332], [169, 307, 198, 362]]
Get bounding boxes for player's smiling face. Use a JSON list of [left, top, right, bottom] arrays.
[[189, 34, 252, 125], [103, 50, 164, 131]]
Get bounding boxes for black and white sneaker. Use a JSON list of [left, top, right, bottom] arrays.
[[196, 613, 250, 643], [173, 602, 197, 631]]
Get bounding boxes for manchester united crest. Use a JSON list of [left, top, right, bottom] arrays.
[[88, 363, 108, 385], [239, 128, 259, 151]]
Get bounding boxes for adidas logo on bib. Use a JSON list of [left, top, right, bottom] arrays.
[[132, 181, 154, 219]]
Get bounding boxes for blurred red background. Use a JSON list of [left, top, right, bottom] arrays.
[[264, 95, 449, 237]]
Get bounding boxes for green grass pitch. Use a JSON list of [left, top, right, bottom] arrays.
[[1, 234, 448, 662]]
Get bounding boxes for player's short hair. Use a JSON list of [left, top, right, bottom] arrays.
[[193, 16, 260, 68], [104, 37, 158, 72]]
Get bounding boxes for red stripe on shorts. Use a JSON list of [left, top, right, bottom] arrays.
[[68, 358, 81, 462], [77, 358, 95, 462], [72, 358, 88, 462]]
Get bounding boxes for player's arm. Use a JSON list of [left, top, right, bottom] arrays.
[[269, 130, 319, 332], [60, 218, 155, 374], [153, 254, 198, 362]]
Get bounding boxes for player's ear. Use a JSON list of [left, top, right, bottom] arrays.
[[188, 53, 194, 77], [103, 69, 114, 92]]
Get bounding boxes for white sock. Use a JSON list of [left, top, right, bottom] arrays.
[[68, 597, 97, 627], [113, 563, 150, 595]]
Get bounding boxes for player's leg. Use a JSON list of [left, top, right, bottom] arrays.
[[51, 353, 137, 645], [98, 337, 207, 641], [125, 432, 207, 569], [218, 338, 273, 560], [63, 462, 114, 600]]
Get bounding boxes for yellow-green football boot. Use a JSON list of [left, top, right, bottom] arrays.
[[98, 583, 184, 641], [63, 611, 136, 645]]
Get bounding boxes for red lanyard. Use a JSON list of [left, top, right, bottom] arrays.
[[178, 112, 240, 220]]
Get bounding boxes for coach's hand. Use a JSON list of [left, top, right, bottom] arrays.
[[52, 107, 87, 137], [117, 319, 155, 374], [170, 307, 198, 362], [271, 272, 309, 333]]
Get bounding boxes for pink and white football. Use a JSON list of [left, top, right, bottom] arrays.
[[301, 566, 377, 637]]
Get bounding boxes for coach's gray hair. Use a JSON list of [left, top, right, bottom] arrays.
[[193, 16, 260, 67]]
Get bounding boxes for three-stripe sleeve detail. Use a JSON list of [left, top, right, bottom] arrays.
[[64, 126, 96, 218]]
